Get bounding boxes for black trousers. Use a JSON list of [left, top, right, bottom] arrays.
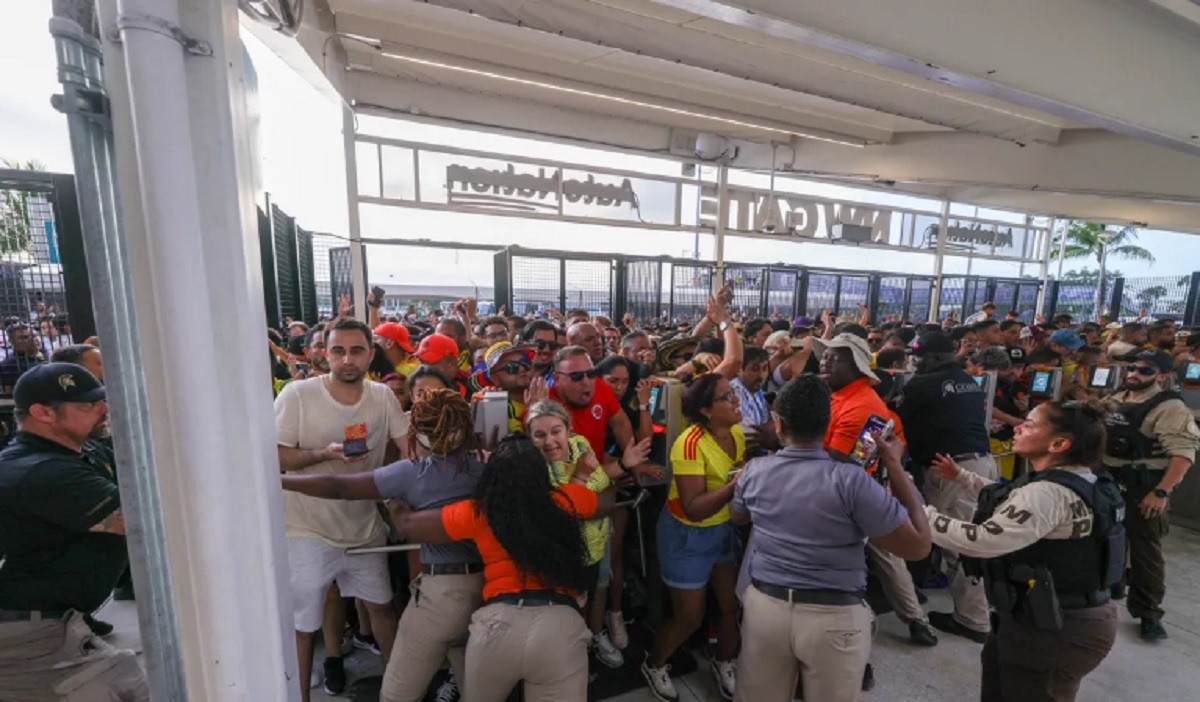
[[980, 603, 1117, 702], [1124, 488, 1170, 621]]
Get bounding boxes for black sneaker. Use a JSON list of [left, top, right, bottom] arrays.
[[1140, 618, 1168, 641], [113, 584, 136, 601], [929, 611, 988, 644], [909, 620, 939, 646], [323, 656, 347, 695], [861, 663, 875, 692], [83, 613, 114, 637]]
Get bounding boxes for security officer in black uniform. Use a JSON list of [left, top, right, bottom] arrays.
[[1102, 349, 1200, 640], [927, 400, 1124, 702], [0, 363, 149, 700]]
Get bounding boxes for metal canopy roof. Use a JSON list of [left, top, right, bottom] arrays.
[[293, 0, 1200, 232]]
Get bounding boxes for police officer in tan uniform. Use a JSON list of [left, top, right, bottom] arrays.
[[1102, 349, 1200, 641], [0, 364, 148, 700]]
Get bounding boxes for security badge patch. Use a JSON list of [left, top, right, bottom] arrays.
[[59, 373, 76, 392]]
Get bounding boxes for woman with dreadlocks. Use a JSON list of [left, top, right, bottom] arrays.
[[385, 434, 616, 702], [282, 388, 484, 702]]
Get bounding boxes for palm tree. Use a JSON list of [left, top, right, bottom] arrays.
[[1051, 221, 1154, 319], [0, 159, 47, 256]]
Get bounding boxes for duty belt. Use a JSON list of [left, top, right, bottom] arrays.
[[751, 580, 864, 606]]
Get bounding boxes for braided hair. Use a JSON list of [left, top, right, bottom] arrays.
[[473, 435, 590, 591], [407, 387, 477, 460]]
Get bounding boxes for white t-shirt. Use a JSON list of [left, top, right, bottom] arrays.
[[275, 377, 410, 547]]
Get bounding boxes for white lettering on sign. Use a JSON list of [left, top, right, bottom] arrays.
[[925, 223, 1014, 249], [702, 186, 892, 241], [446, 163, 638, 210]]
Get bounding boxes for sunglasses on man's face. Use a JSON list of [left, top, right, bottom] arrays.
[[1126, 364, 1159, 377], [532, 339, 561, 351], [496, 359, 532, 375], [555, 368, 597, 382]]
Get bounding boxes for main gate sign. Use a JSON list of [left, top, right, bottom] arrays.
[[355, 133, 1047, 265]]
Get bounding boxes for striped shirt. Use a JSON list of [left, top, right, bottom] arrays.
[[732, 377, 769, 428]]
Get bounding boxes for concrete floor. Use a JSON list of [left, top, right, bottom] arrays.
[[102, 526, 1200, 701]]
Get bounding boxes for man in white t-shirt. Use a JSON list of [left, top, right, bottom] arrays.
[[275, 317, 410, 702]]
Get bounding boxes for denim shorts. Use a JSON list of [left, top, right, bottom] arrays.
[[656, 511, 737, 590]]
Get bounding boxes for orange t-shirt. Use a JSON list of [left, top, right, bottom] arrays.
[[440, 484, 599, 601], [825, 377, 890, 456]]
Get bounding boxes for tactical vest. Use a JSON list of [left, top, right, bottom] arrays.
[[1104, 390, 1181, 464], [963, 469, 1126, 612]]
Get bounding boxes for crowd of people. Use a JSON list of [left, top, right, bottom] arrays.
[[261, 290, 1199, 702], [2, 284, 1199, 702]]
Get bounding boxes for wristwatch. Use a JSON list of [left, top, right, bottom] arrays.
[[718, 320, 730, 333], [640, 403, 652, 412], [1153, 487, 1172, 499]]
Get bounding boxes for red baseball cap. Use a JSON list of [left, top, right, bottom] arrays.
[[374, 322, 415, 353], [414, 333, 459, 364]]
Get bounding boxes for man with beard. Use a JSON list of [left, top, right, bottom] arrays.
[[1147, 322, 1175, 352], [303, 323, 330, 376], [275, 317, 411, 700], [471, 341, 543, 434], [0, 364, 150, 700], [1102, 349, 1200, 641]]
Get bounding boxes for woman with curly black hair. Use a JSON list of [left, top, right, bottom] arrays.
[[384, 434, 615, 702]]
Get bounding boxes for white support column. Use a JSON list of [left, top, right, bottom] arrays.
[[713, 164, 729, 294], [96, 0, 297, 698], [1055, 219, 1069, 281], [344, 105, 368, 322], [1036, 217, 1057, 316], [928, 199, 951, 322]]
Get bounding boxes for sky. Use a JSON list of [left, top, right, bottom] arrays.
[[3, 2, 1197, 294]]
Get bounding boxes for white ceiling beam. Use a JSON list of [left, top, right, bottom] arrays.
[[646, 0, 1200, 156]]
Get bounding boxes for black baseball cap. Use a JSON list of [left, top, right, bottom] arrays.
[[911, 332, 956, 356], [14, 363, 106, 411], [1121, 349, 1174, 374]]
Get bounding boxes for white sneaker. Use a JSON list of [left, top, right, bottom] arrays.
[[309, 669, 322, 689], [711, 658, 736, 700], [591, 631, 624, 669], [607, 611, 629, 649], [641, 659, 679, 702]]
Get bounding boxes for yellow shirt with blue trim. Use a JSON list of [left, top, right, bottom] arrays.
[[667, 424, 744, 527], [547, 434, 612, 564]]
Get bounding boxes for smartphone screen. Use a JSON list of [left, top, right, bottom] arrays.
[[343, 423, 369, 458], [1031, 371, 1052, 394], [1186, 362, 1200, 381], [648, 384, 662, 416], [850, 414, 891, 467], [1090, 366, 1111, 388]]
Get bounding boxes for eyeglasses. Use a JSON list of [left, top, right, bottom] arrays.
[[496, 359, 532, 375], [713, 390, 738, 404], [532, 339, 561, 351], [1125, 364, 1159, 377], [485, 329, 509, 339], [555, 368, 597, 382]]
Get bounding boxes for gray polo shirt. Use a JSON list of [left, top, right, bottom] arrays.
[[732, 447, 908, 593], [373, 454, 484, 566]]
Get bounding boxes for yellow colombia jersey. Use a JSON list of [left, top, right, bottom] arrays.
[[667, 424, 744, 527], [547, 434, 612, 565]]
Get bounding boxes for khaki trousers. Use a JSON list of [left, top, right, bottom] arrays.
[[926, 454, 998, 633], [734, 584, 873, 702], [462, 602, 590, 702], [867, 542, 928, 625], [0, 612, 148, 702], [380, 572, 484, 702]]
